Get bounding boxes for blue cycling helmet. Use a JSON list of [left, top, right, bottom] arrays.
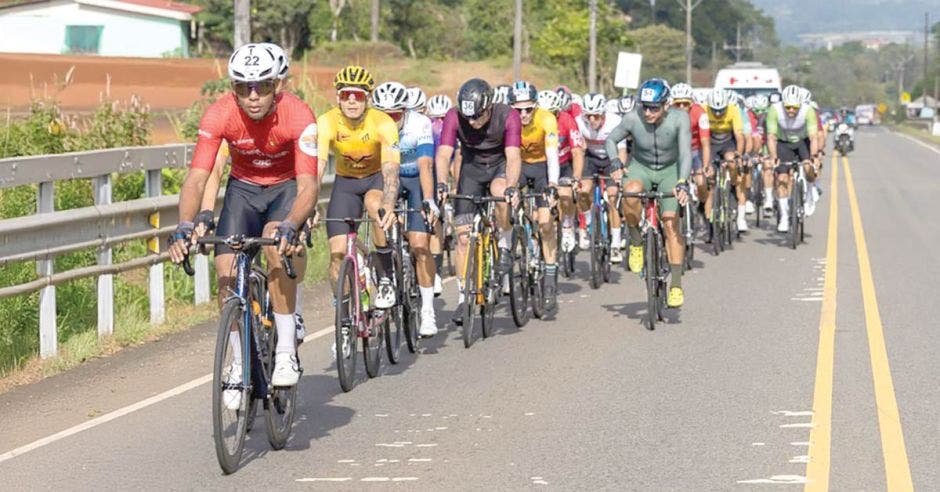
[[638, 78, 670, 105]]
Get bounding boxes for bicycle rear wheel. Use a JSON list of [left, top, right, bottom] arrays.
[[334, 258, 359, 392], [213, 299, 250, 474], [644, 231, 659, 331], [264, 327, 297, 450], [463, 236, 480, 348], [386, 249, 405, 363], [402, 253, 419, 354], [509, 225, 530, 327], [590, 206, 603, 289], [363, 314, 383, 378]]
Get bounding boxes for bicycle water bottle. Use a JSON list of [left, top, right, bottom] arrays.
[[357, 252, 371, 311]]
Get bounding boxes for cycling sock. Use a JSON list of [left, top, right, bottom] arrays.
[[778, 197, 789, 216], [545, 263, 557, 279], [628, 226, 642, 246], [498, 229, 511, 250], [294, 284, 303, 316], [764, 187, 773, 204], [583, 212, 593, 227], [419, 286, 434, 312], [274, 312, 296, 354], [670, 263, 683, 289], [375, 248, 394, 278], [457, 279, 466, 304], [611, 228, 622, 248]]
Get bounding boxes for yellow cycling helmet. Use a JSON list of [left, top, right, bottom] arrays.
[[333, 65, 374, 91]]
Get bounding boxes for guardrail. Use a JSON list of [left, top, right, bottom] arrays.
[[0, 144, 334, 359]]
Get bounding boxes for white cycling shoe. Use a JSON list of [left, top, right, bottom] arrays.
[[418, 307, 438, 337], [578, 229, 590, 250], [745, 200, 756, 215], [610, 247, 623, 264], [272, 353, 300, 387], [374, 278, 396, 309], [777, 217, 790, 233]]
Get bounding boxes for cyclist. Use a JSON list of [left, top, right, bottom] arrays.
[[435, 78, 522, 323], [556, 85, 582, 119], [317, 66, 400, 310], [427, 94, 455, 295], [766, 84, 820, 231], [606, 78, 691, 308], [749, 95, 777, 217], [406, 86, 427, 113], [704, 88, 747, 232], [670, 83, 710, 205], [168, 43, 319, 390], [372, 82, 440, 337], [510, 81, 562, 311], [538, 89, 585, 259], [493, 84, 511, 105], [575, 93, 627, 263]]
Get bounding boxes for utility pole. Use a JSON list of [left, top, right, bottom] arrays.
[[513, 0, 522, 81], [890, 50, 916, 102], [649, 0, 655, 23], [233, 0, 250, 48], [676, 0, 703, 83], [371, 0, 380, 42], [723, 23, 749, 63], [924, 12, 930, 99], [588, 0, 597, 91]]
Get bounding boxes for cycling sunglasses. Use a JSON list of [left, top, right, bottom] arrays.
[[513, 105, 537, 114], [233, 80, 276, 98], [641, 103, 664, 113], [672, 100, 692, 108], [784, 104, 801, 111], [338, 87, 368, 102]]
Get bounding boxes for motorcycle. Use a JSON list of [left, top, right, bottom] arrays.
[[834, 123, 853, 155]]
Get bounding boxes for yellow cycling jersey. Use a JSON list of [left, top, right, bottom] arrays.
[[317, 108, 400, 178], [705, 103, 744, 136], [520, 107, 559, 164]]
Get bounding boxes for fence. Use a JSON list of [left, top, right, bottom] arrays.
[[0, 144, 334, 359]]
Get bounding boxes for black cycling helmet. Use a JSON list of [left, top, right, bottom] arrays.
[[457, 78, 493, 119]]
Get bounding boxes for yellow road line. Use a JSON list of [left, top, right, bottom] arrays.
[[842, 157, 914, 491], [804, 155, 840, 491]]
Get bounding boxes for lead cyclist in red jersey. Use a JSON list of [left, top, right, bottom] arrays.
[[169, 43, 320, 388]]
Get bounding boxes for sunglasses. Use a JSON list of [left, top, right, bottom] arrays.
[[585, 113, 605, 120], [784, 104, 800, 111], [514, 105, 537, 114], [233, 80, 276, 98], [338, 88, 368, 102], [673, 100, 692, 108], [463, 107, 491, 123], [641, 104, 663, 113]]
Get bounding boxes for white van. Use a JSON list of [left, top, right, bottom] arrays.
[[714, 62, 782, 98]]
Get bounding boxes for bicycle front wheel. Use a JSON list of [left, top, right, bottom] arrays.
[[463, 236, 480, 348], [213, 299, 251, 474], [481, 237, 498, 338], [386, 250, 405, 364], [508, 225, 530, 327], [264, 330, 297, 450], [590, 206, 603, 289], [789, 182, 800, 250], [334, 258, 359, 392], [644, 231, 660, 331], [363, 315, 383, 378], [401, 253, 419, 354]]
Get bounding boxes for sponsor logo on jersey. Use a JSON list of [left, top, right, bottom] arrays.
[[252, 159, 273, 168], [299, 123, 318, 157], [197, 129, 213, 139]]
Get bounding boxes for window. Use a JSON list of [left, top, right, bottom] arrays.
[[64, 26, 103, 54]]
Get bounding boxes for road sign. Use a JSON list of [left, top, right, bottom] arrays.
[[877, 103, 887, 114], [900, 91, 911, 104], [614, 52, 642, 89]]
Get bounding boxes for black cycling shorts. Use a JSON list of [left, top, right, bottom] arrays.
[[558, 163, 574, 183], [582, 154, 613, 179], [454, 158, 506, 224], [521, 162, 549, 208], [326, 173, 384, 237], [399, 175, 429, 233], [776, 140, 810, 169], [215, 178, 296, 256], [711, 135, 738, 156]]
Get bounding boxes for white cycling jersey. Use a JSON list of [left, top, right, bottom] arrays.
[[576, 112, 626, 160], [398, 110, 434, 178]]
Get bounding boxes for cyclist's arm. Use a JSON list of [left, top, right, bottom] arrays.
[[316, 112, 333, 185], [285, 118, 321, 226], [436, 110, 458, 187], [543, 112, 560, 185], [806, 107, 819, 157], [699, 111, 712, 167], [766, 107, 779, 161], [503, 110, 522, 188], [570, 127, 585, 183], [181, 109, 227, 223], [417, 117, 436, 201], [604, 119, 630, 169], [379, 118, 401, 209], [677, 114, 692, 181], [199, 142, 229, 212], [731, 107, 745, 155]]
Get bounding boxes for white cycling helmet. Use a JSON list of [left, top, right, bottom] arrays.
[[754, 94, 769, 111], [605, 99, 620, 114], [426, 94, 453, 117], [618, 95, 636, 113], [692, 89, 708, 105], [670, 82, 694, 102], [707, 88, 729, 111], [799, 87, 813, 104], [571, 93, 584, 108], [744, 95, 757, 109], [406, 87, 427, 111], [228, 43, 281, 82], [257, 42, 289, 79], [493, 85, 511, 105], [371, 81, 409, 111], [581, 93, 607, 115], [537, 89, 561, 112], [781, 85, 802, 106]]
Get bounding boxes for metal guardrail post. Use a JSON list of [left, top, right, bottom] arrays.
[[146, 169, 165, 325], [94, 175, 114, 337], [36, 181, 57, 358], [194, 254, 210, 305]]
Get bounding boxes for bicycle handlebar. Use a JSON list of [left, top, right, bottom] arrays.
[[181, 235, 296, 279]]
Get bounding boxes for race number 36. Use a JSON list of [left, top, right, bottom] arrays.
[[461, 101, 475, 115]]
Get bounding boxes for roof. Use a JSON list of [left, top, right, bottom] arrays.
[[0, 0, 201, 20]]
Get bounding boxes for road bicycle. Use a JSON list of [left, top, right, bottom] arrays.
[[587, 172, 613, 289]]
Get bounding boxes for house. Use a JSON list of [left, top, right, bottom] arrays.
[[905, 95, 938, 119], [0, 0, 201, 58]]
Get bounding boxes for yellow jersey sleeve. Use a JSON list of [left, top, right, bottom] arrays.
[[317, 109, 335, 165], [375, 112, 401, 166], [729, 104, 743, 134]]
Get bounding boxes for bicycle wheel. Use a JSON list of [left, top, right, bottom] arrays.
[[601, 210, 612, 284], [385, 249, 405, 364], [710, 185, 722, 256], [213, 299, 250, 474], [481, 237, 498, 338], [402, 253, 419, 354], [644, 231, 659, 331], [798, 182, 806, 244], [590, 206, 603, 289], [789, 182, 799, 250], [334, 258, 359, 392], [508, 225, 530, 327], [682, 209, 694, 271], [264, 326, 297, 450], [657, 236, 668, 321], [463, 236, 479, 348], [723, 184, 735, 249]]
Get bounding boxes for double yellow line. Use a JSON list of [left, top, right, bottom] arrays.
[[804, 155, 913, 491]]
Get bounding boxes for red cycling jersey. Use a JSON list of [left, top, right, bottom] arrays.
[[556, 110, 584, 165], [562, 102, 582, 121], [190, 92, 318, 186], [689, 103, 710, 151]]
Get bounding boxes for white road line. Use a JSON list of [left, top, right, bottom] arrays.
[[296, 477, 353, 482], [0, 276, 459, 464], [736, 475, 807, 485], [779, 423, 815, 428], [894, 131, 940, 155]]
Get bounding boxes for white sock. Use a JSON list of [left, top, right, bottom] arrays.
[[611, 228, 622, 248], [419, 286, 434, 312], [764, 187, 773, 204], [274, 312, 296, 354], [498, 229, 511, 250], [294, 283, 303, 316], [737, 204, 746, 216], [228, 333, 243, 366], [584, 212, 593, 227], [457, 279, 466, 304], [562, 214, 573, 228], [778, 198, 789, 216]]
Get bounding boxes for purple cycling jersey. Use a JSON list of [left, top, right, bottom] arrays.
[[439, 104, 521, 165]]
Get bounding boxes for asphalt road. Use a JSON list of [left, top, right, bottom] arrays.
[[0, 127, 936, 490]]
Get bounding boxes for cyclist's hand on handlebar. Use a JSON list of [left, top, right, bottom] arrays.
[[194, 209, 215, 238], [422, 199, 440, 223], [503, 186, 519, 208], [436, 183, 449, 204], [274, 219, 299, 256], [378, 207, 397, 231], [546, 185, 559, 208], [168, 221, 194, 264], [675, 181, 691, 207]]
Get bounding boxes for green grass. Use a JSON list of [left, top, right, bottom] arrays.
[[892, 121, 940, 146]]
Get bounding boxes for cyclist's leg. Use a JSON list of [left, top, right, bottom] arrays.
[[606, 178, 622, 253], [622, 166, 651, 273], [453, 161, 492, 306], [558, 165, 576, 251], [401, 175, 438, 332], [488, 164, 511, 248], [326, 175, 364, 284], [213, 178, 264, 310], [578, 156, 604, 246], [652, 166, 683, 289], [361, 173, 397, 307], [762, 151, 775, 212], [691, 150, 707, 203], [774, 142, 798, 231]]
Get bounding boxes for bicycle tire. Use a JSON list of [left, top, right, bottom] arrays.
[[644, 231, 659, 331], [213, 299, 250, 474], [530, 225, 546, 320], [386, 248, 405, 364], [508, 225, 530, 327], [789, 182, 799, 250], [463, 236, 479, 348], [334, 258, 359, 392], [590, 206, 603, 289], [601, 205, 612, 284], [710, 183, 722, 256], [657, 235, 668, 321], [481, 237, 498, 338], [402, 253, 419, 354], [264, 327, 297, 450]]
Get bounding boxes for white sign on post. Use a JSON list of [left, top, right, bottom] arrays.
[[614, 52, 643, 89]]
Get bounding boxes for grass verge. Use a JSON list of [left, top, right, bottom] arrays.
[[891, 121, 940, 146]]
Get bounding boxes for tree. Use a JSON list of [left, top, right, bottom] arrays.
[[630, 24, 685, 83]]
